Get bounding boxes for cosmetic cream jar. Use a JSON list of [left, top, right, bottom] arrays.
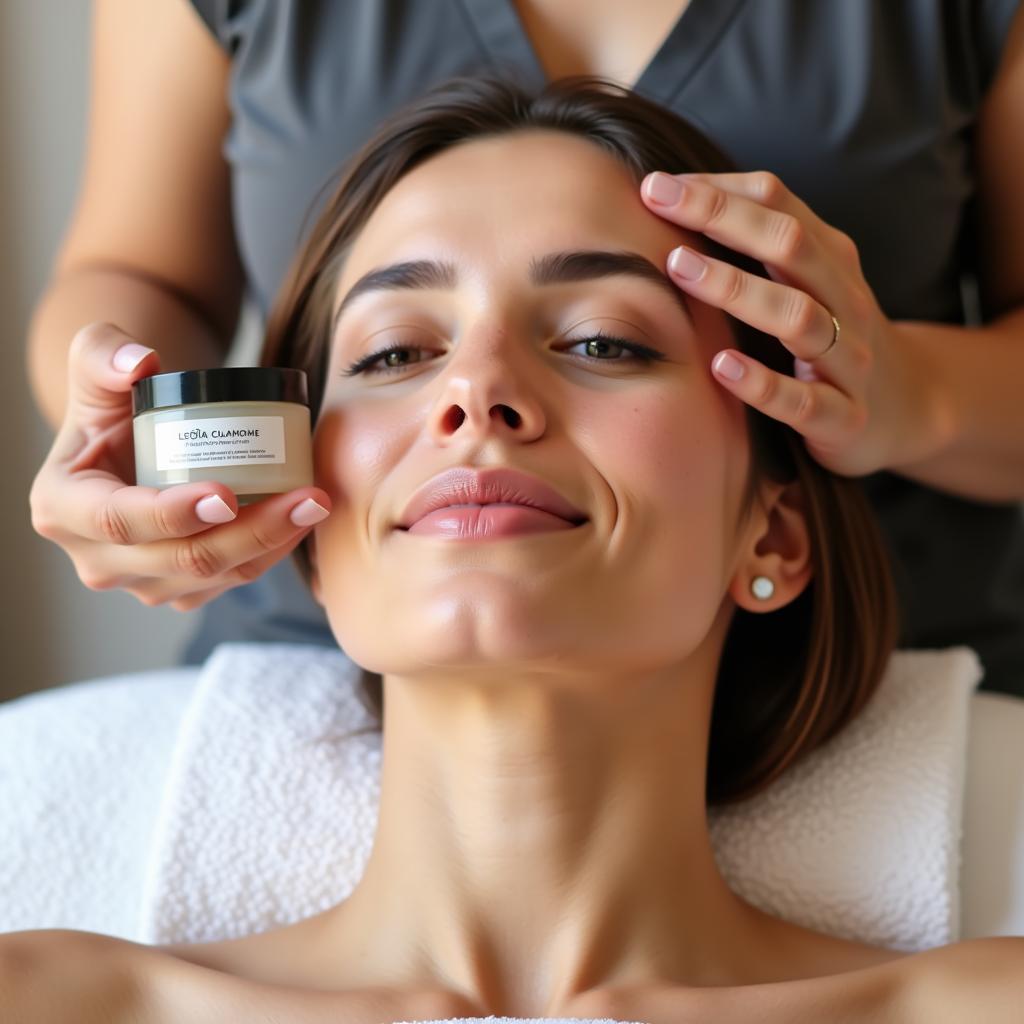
[[132, 367, 313, 505]]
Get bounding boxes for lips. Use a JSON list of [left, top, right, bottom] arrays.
[[396, 467, 588, 530]]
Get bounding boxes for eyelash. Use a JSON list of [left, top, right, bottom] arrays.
[[340, 329, 665, 377]]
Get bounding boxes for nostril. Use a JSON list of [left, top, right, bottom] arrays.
[[443, 408, 466, 431]]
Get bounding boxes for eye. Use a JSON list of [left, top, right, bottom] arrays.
[[340, 328, 666, 377], [562, 329, 665, 365], [340, 343, 435, 377]]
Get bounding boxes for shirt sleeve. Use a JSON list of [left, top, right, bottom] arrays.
[[973, 0, 1022, 96], [186, 0, 244, 56]]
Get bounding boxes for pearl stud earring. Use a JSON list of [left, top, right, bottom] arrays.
[[750, 576, 775, 600]]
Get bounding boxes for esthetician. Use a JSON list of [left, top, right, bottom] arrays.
[[26, 0, 1024, 697]]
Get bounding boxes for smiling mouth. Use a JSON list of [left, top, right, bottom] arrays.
[[398, 502, 588, 539], [431, 502, 581, 515]]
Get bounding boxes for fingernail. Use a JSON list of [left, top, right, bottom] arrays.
[[195, 494, 236, 524], [112, 343, 155, 373], [290, 498, 330, 527], [668, 245, 706, 280], [644, 171, 683, 206], [713, 351, 746, 381]]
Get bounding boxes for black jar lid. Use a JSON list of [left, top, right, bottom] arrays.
[[132, 367, 308, 416]]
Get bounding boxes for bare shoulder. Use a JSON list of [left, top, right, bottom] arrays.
[[895, 937, 1024, 1022], [146, 908, 352, 988], [149, 915, 325, 983], [129, 930, 477, 1024], [801, 935, 1024, 1024], [577, 938, 1021, 1024], [0, 929, 144, 1023], [0, 928, 262, 1024], [0, 928, 129, 979]]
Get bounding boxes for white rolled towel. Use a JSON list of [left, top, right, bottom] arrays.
[[0, 642, 988, 956], [136, 642, 982, 951]]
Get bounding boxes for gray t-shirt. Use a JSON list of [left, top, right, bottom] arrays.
[[184, 0, 1024, 696]]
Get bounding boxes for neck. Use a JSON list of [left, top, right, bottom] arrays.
[[319, 643, 772, 1017]]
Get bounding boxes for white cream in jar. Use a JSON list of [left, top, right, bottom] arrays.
[[132, 367, 313, 505]]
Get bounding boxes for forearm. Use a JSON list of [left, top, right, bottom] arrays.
[[26, 263, 232, 431], [888, 303, 1024, 503]]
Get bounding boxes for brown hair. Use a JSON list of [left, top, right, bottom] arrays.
[[260, 74, 899, 805]]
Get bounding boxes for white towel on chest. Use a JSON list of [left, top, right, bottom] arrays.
[[136, 642, 982, 952]]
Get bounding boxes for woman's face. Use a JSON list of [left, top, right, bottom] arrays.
[[311, 129, 754, 680]]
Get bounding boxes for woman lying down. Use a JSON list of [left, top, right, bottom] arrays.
[[6, 75, 1022, 1023]]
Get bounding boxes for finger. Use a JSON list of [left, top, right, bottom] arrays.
[[671, 169, 819, 221], [73, 552, 231, 607], [665, 244, 855, 372], [36, 475, 242, 546], [641, 173, 844, 307], [681, 173, 863, 266], [710, 350, 857, 446], [64, 322, 160, 426], [101, 487, 332, 586], [148, 530, 312, 609], [660, 172, 864, 275], [168, 583, 234, 612]]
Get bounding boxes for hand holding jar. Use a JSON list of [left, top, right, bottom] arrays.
[[28, 322, 333, 611]]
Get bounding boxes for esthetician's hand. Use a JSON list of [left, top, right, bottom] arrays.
[[640, 170, 945, 478], [28, 322, 332, 611]]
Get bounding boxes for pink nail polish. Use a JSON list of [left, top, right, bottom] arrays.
[[112, 343, 155, 373], [669, 246, 706, 280], [290, 498, 330, 527], [644, 172, 683, 205], [713, 352, 745, 381], [195, 494, 236, 524]]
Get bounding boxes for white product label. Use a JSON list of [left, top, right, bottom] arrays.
[[154, 415, 286, 470]]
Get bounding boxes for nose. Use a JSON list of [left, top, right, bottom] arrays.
[[424, 329, 547, 446], [443, 402, 520, 433]]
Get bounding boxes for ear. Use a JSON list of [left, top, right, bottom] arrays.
[[728, 477, 813, 613]]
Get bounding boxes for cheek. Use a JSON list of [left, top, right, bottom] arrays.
[[309, 402, 404, 658], [309, 403, 394, 593], [583, 383, 732, 526], [312, 401, 409, 512], [583, 381, 742, 642]]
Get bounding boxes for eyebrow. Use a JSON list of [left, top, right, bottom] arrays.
[[330, 249, 695, 334]]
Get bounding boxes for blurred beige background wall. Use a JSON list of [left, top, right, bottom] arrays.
[[0, 0, 257, 703]]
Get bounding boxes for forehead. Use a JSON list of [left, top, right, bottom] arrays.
[[336, 129, 696, 292]]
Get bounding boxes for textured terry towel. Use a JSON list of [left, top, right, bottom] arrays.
[[0, 667, 199, 939], [136, 642, 982, 952]]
